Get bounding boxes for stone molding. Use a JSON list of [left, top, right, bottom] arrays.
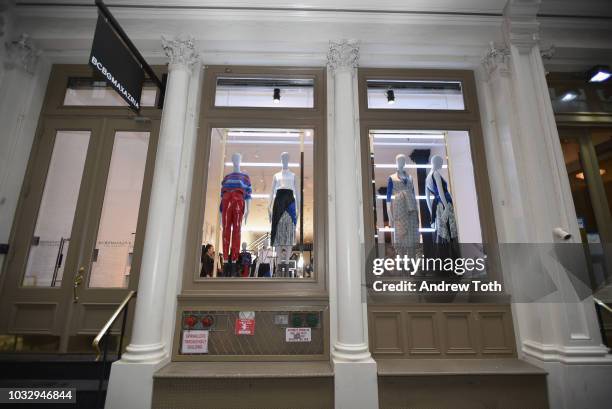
[[327, 39, 359, 73], [4, 33, 39, 74], [161, 35, 199, 70]]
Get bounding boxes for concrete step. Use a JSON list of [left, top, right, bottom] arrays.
[[378, 358, 549, 409]]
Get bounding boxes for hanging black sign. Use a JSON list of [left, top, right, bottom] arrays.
[[89, 13, 144, 111]]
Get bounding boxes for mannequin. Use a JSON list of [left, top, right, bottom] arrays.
[[425, 155, 457, 243], [256, 245, 273, 278], [268, 152, 299, 264], [386, 154, 419, 256], [238, 242, 252, 277], [220, 153, 251, 275]]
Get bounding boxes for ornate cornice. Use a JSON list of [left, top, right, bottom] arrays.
[[161, 35, 198, 70], [327, 39, 359, 73], [4, 33, 40, 74], [481, 42, 510, 81], [540, 44, 555, 60]]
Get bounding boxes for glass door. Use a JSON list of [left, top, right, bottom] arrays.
[[65, 119, 157, 351], [0, 118, 158, 352]]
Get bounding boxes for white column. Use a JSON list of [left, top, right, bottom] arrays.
[[121, 36, 198, 363], [327, 39, 379, 409], [476, 1, 612, 407], [105, 36, 198, 409]]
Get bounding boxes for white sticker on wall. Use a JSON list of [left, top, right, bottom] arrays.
[[286, 327, 312, 342], [274, 314, 289, 325], [239, 311, 255, 320], [181, 330, 209, 354]]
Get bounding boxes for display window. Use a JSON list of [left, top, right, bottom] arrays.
[[367, 129, 483, 262], [200, 128, 314, 279], [183, 66, 327, 292], [358, 69, 498, 281]]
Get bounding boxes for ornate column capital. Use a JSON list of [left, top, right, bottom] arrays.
[[4, 33, 40, 75], [481, 42, 511, 81], [327, 39, 359, 74], [502, 0, 541, 54], [161, 35, 199, 71]]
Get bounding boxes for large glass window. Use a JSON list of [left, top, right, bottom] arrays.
[[215, 77, 314, 108], [366, 79, 465, 110], [368, 129, 483, 262], [200, 128, 314, 279], [63, 77, 157, 107]]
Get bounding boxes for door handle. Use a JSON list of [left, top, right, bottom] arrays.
[[73, 266, 85, 303]]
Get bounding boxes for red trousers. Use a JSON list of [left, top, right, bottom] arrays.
[[221, 190, 245, 261]]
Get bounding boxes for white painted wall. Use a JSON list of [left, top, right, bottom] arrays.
[[0, 37, 51, 283]]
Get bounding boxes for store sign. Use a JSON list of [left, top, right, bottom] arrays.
[[181, 330, 209, 354], [286, 327, 312, 342], [89, 14, 144, 111]]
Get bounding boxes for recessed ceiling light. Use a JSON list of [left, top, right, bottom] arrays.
[[561, 92, 577, 102], [587, 65, 611, 83]]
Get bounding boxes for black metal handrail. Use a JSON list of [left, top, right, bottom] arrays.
[[92, 290, 136, 409]]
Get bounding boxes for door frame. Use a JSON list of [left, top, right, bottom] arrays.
[[0, 64, 163, 352]]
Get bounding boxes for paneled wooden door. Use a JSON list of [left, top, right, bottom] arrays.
[[0, 117, 159, 352]]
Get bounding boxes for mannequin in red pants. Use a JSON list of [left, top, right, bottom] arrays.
[[221, 190, 245, 262], [220, 153, 251, 275]]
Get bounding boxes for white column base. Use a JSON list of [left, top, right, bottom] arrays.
[[333, 341, 372, 362], [120, 342, 166, 363], [334, 357, 379, 409], [522, 354, 612, 409], [104, 359, 167, 409]]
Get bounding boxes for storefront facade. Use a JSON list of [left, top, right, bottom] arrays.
[[1, 1, 612, 408]]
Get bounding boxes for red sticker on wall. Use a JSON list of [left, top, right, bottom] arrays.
[[234, 318, 255, 335]]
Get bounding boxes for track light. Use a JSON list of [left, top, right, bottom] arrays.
[[273, 88, 281, 104], [386, 89, 395, 104], [587, 65, 611, 83]]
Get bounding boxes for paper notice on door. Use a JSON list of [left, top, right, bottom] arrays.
[[181, 330, 209, 354], [285, 327, 312, 342]]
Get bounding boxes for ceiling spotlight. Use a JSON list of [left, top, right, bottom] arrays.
[[386, 89, 395, 104], [587, 65, 611, 83], [561, 92, 577, 102], [273, 88, 281, 104]]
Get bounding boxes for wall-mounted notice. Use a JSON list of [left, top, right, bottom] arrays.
[[286, 327, 312, 342], [181, 330, 209, 354], [235, 311, 256, 335], [274, 314, 289, 325]]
